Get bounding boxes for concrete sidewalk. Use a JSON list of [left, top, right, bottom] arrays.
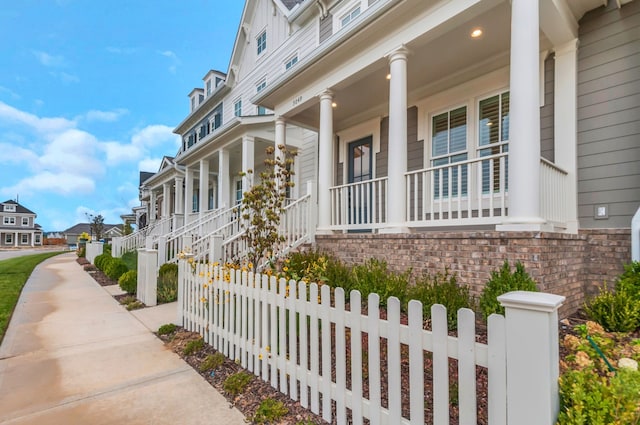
[[0, 253, 245, 425]]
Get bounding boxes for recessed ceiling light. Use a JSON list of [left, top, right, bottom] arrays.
[[471, 28, 483, 38], [331, 102, 337, 108], [486, 121, 493, 126], [386, 73, 391, 80]]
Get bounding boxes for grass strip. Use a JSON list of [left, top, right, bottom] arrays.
[[0, 252, 64, 344]]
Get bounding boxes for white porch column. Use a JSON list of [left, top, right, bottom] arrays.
[[218, 149, 230, 209], [275, 117, 287, 191], [14, 232, 18, 247], [317, 90, 334, 233], [174, 176, 184, 229], [149, 190, 157, 223], [162, 182, 170, 219], [499, 0, 546, 230], [554, 39, 579, 233], [242, 136, 255, 196], [199, 158, 209, 218], [383, 46, 409, 233], [184, 166, 193, 224]]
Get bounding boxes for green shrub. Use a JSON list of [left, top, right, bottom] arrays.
[[558, 368, 640, 424], [223, 371, 252, 396], [351, 258, 410, 307], [617, 261, 640, 298], [103, 244, 112, 255], [105, 258, 129, 281], [584, 283, 640, 333], [118, 270, 137, 295], [323, 255, 356, 298], [183, 338, 204, 356], [121, 250, 137, 271], [285, 250, 328, 284], [157, 263, 178, 303], [94, 253, 111, 271], [251, 398, 288, 424], [77, 246, 86, 258], [408, 270, 475, 330], [157, 323, 177, 336], [199, 352, 225, 372], [479, 261, 537, 318]]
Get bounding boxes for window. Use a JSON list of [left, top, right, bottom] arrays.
[[257, 30, 267, 55], [256, 80, 267, 115], [3, 217, 16, 225], [4, 204, 15, 212], [213, 113, 222, 130], [285, 54, 298, 70], [35, 234, 41, 244], [5, 234, 12, 244], [191, 97, 196, 111], [22, 217, 28, 226], [234, 99, 242, 117], [192, 190, 199, 213], [431, 106, 468, 198], [21, 234, 28, 244], [341, 6, 361, 27], [235, 180, 243, 205], [206, 80, 212, 96], [478, 92, 510, 193]]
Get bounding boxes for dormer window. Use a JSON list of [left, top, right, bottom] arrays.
[[206, 80, 212, 96], [341, 5, 361, 28], [191, 97, 196, 112], [4, 204, 16, 212], [257, 30, 267, 56]]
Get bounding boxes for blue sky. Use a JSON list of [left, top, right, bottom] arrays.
[[0, 1, 244, 232]]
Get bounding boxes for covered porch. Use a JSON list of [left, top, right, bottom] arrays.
[[256, 0, 602, 235]]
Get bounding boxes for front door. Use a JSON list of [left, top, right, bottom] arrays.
[[348, 136, 373, 228]]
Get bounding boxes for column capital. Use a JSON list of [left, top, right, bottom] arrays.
[[386, 45, 410, 63], [275, 116, 287, 126], [554, 38, 579, 56], [318, 90, 333, 101], [175, 176, 184, 183]]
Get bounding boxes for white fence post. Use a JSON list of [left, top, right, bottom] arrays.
[[498, 291, 565, 425], [307, 180, 316, 243], [177, 253, 194, 326], [112, 237, 122, 257], [136, 248, 147, 302], [86, 241, 103, 264], [157, 236, 167, 267], [209, 234, 223, 263], [144, 248, 158, 307]]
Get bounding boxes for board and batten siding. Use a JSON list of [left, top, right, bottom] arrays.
[[540, 53, 555, 162], [375, 106, 421, 178], [577, 0, 640, 229]]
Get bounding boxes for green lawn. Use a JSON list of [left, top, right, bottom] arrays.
[[0, 252, 63, 344]]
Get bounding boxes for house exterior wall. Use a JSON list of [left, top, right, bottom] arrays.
[[540, 53, 555, 162], [317, 229, 631, 317], [577, 1, 640, 229]]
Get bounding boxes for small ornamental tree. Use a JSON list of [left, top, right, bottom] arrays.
[[240, 144, 296, 268], [90, 214, 105, 240]]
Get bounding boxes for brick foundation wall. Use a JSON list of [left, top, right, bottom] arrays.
[[315, 229, 631, 317]]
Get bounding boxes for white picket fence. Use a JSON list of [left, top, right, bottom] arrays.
[[178, 259, 564, 425]]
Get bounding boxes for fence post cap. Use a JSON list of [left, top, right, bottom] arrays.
[[498, 291, 565, 313]]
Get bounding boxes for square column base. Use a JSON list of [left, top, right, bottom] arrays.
[[378, 225, 411, 234]]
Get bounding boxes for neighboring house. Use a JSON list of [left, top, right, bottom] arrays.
[[127, 0, 639, 315], [63, 223, 123, 245], [0, 200, 43, 248]]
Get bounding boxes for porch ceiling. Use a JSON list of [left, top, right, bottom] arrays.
[[286, 1, 554, 132]]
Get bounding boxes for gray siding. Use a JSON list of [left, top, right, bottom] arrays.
[[407, 106, 423, 172], [377, 116, 389, 178], [577, 0, 640, 229], [319, 13, 333, 44], [540, 53, 555, 161], [298, 130, 318, 193]]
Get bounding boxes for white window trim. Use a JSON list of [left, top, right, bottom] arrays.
[[284, 52, 299, 71], [22, 217, 29, 226], [21, 234, 28, 244], [475, 88, 511, 151], [427, 102, 470, 164], [5, 234, 12, 244], [233, 97, 242, 117], [3, 216, 16, 225], [256, 29, 267, 57], [332, 0, 365, 33]]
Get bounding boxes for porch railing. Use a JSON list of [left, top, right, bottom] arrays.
[[113, 215, 173, 257], [405, 153, 508, 227], [539, 158, 570, 225], [329, 177, 388, 230]]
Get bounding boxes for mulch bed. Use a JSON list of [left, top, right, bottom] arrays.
[[76, 257, 118, 287]]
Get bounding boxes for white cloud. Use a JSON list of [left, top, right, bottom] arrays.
[[102, 141, 142, 165], [138, 157, 162, 173], [0, 143, 39, 165], [0, 101, 75, 134], [1, 171, 95, 196], [49, 71, 79, 84], [131, 124, 180, 148], [40, 129, 105, 175], [159, 50, 177, 59], [82, 108, 128, 122], [32, 50, 66, 67]]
